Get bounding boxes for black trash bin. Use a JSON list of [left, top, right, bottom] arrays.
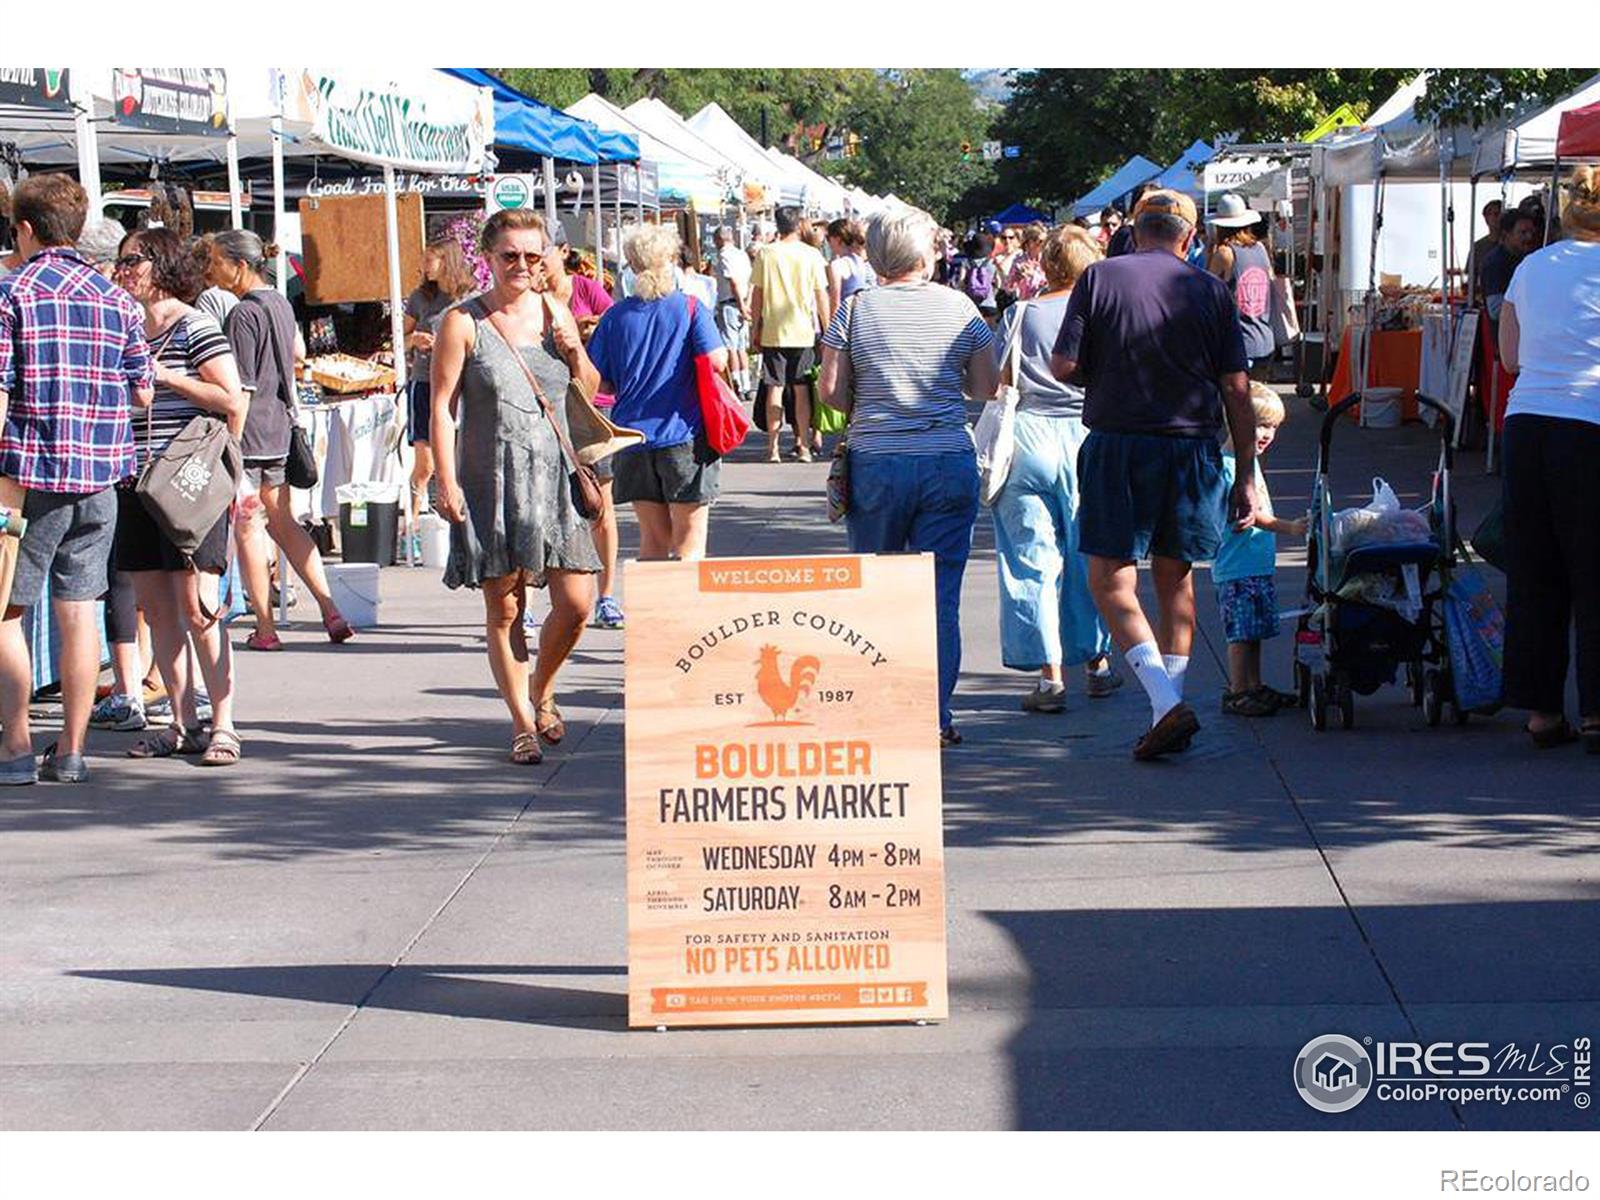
[[338, 498, 398, 566]]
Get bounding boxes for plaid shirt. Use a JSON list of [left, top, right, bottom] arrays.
[[0, 247, 150, 492]]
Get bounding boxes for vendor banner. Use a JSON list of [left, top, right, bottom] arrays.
[[624, 553, 949, 1028], [284, 69, 493, 175], [111, 69, 229, 136], [614, 162, 660, 209], [0, 69, 71, 111]]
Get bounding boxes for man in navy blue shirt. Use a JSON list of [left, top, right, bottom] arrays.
[[1052, 189, 1257, 760]]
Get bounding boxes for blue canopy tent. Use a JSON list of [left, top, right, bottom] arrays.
[[442, 69, 640, 292], [992, 202, 1049, 226], [1071, 154, 1163, 218], [441, 67, 638, 165], [1152, 139, 1216, 198]]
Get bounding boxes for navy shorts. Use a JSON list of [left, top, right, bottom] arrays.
[[1217, 575, 1281, 644], [407, 379, 431, 445], [1077, 430, 1226, 563]]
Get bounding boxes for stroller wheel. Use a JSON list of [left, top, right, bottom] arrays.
[[1406, 660, 1425, 708], [1309, 672, 1329, 731], [1335, 679, 1355, 730], [1422, 668, 1445, 727]]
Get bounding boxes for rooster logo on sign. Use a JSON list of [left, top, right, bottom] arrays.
[[752, 646, 821, 725]]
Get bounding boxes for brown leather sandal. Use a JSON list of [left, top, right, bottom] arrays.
[[535, 701, 565, 745], [510, 731, 543, 765], [127, 726, 207, 759]]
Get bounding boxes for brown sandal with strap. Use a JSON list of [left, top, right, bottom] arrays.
[[200, 729, 242, 767], [127, 726, 207, 759], [535, 701, 565, 745], [510, 731, 543, 765]]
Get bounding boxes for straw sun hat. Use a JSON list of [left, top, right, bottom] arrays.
[[1207, 193, 1259, 229]]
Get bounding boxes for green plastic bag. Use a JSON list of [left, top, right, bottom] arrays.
[[812, 398, 849, 435]]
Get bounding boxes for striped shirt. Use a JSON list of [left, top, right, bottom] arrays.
[[821, 282, 993, 457], [134, 311, 233, 463], [0, 247, 151, 492]]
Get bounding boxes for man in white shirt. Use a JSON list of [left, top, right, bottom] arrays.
[[713, 227, 753, 398]]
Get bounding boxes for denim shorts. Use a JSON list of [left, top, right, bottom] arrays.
[[11, 486, 118, 607], [1077, 430, 1226, 563], [612, 441, 720, 506], [1217, 575, 1281, 644]]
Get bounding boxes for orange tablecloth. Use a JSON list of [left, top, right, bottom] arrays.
[[1328, 327, 1423, 421]]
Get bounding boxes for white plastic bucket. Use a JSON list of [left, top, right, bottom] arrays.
[[1362, 387, 1403, 428], [418, 513, 452, 569], [325, 562, 380, 629]]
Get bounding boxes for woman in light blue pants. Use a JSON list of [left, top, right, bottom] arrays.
[[989, 226, 1117, 713]]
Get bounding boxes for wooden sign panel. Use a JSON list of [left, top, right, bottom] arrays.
[[624, 553, 949, 1028], [298, 191, 424, 306]]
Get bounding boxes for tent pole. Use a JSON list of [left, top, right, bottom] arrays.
[[226, 133, 244, 230], [613, 165, 623, 300], [542, 156, 558, 228], [71, 73, 103, 223], [271, 114, 288, 297], [1467, 175, 1479, 305], [271, 105, 291, 625], [383, 164, 411, 563], [382, 165, 408, 394], [592, 161, 603, 287], [1547, 158, 1561, 244]]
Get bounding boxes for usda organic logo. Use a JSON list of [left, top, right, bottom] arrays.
[[492, 176, 530, 211]]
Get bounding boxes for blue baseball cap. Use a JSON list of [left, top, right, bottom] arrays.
[[982, 218, 1002, 234]]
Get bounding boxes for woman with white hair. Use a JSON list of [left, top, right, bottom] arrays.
[[818, 206, 1000, 747], [586, 222, 727, 562]]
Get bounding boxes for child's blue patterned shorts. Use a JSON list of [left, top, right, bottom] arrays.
[[1218, 575, 1281, 644]]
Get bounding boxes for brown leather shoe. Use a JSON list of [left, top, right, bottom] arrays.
[[1133, 703, 1201, 761]]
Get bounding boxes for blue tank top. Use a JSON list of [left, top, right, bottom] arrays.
[[836, 253, 877, 301], [1227, 240, 1275, 360]]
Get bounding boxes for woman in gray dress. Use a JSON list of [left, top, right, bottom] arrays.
[[431, 210, 601, 765]]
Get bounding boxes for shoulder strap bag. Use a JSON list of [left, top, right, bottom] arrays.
[[135, 317, 245, 619], [239, 291, 318, 490], [684, 295, 752, 459], [485, 308, 603, 524], [975, 299, 1028, 507], [541, 293, 645, 466], [825, 294, 859, 524]]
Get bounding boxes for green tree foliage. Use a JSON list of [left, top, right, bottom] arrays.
[[1413, 68, 1597, 128], [987, 69, 1414, 211], [490, 68, 990, 220]]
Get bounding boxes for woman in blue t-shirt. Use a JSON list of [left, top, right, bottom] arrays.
[[585, 224, 727, 562]]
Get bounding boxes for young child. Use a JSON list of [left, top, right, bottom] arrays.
[[1215, 384, 1307, 717]]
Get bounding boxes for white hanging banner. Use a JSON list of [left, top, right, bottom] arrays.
[[280, 68, 493, 174]]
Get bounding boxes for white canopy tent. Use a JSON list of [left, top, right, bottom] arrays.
[[762, 147, 847, 217], [565, 92, 730, 211], [620, 98, 753, 206], [1469, 73, 1600, 177], [684, 102, 785, 208], [760, 147, 807, 208]]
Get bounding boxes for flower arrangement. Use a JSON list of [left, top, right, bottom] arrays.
[[441, 212, 493, 292]]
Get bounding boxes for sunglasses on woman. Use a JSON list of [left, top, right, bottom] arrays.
[[496, 249, 546, 266], [113, 252, 150, 271]]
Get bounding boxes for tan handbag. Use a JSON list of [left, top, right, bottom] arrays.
[[541, 295, 644, 466]]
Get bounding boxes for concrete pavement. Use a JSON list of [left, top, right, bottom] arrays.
[[1, 397, 1595, 1130]]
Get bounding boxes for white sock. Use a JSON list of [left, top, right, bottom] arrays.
[[1126, 642, 1181, 723], [1163, 654, 1190, 699], [1037, 679, 1064, 693]]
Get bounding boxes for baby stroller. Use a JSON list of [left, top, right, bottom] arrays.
[[1293, 392, 1468, 729]]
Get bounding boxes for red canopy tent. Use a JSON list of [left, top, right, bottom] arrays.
[[1557, 101, 1600, 158]]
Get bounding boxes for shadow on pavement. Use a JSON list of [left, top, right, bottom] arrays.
[[988, 897, 1600, 1130], [70, 963, 628, 1032]]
